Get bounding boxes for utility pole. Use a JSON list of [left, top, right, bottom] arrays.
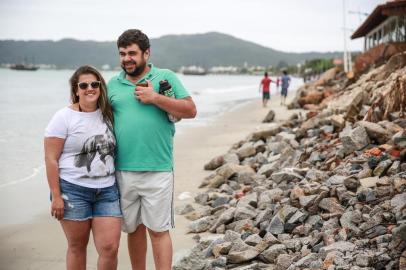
[[342, 0, 352, 73]]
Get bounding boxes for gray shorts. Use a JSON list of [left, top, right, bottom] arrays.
[[281, 87, 288, 97], [116, 171, 174, 233]]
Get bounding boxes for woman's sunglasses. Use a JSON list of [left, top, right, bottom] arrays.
[[78, 81, 101, 90]]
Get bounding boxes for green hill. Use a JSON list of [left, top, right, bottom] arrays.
[[0, 32, 342, 70]]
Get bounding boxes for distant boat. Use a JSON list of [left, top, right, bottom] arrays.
[[181, 65, 207, 75], [10, 64, 39, 71]]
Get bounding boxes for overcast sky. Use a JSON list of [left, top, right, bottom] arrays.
[[0, 0, 383, 52]]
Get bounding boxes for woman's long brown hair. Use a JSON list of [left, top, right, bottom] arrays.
[[69, 65, 113, 125]]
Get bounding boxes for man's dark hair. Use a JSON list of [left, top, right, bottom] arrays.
[[264, 72, 268, 77], [117, 29, 150, 52], [283, 70, 288, 75]]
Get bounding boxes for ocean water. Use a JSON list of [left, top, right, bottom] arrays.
[[0, 68, 302, 189]]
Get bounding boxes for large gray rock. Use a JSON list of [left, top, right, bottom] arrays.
[[275, 131, 296, 142], [267, 213, 285, 234], [244, 234, 263, 246], [355, 121, 390, 144], [257, 161, 279, 177], [327, 86, 364, 114], [251, 124, 281, 141], [359, 176, 379, 188], [387, 160, 401, 176], [172, 244, 207, 270], [271, 169, 303, 184], [228, 219, 255, 233], [188, 216, 215, 233], [237, 192, 258, 208], [208, 164, 255, 188], [318, 198, 345, 214], [319, 241, 355, 257], [330, 114, 345, 128], [326, 175, 347, 186], [275, 254, 293, 270], [268, 141, 291, 155], [391, 193, 406, 212], [255, 209, 273, 226], [373, 159, 392, 177], [227, 232, 274, 263], [236, 142, 257, 159], [185, 205, 212, 221], [209, 207, 236, 232], [234, 205, 257, 221], [260, 244, 287, 263], [393, 130, 406, 148], [339, 125, 370, 154], [299, 195, 318, 208], [204, 155, 225, 170], [263, 110, 275, 123], [355, 252, 374, 267], [223, 153, 240, 165], [217, 163, 256, 180], [212, 242, 232, 258], [294, 253, 319, 268], [340, 211, 361, 234]]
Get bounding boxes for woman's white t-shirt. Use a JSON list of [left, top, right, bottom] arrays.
[[45, 107, 116, 188]]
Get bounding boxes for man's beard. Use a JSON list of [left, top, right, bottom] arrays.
[[121, 60, 147, 77]]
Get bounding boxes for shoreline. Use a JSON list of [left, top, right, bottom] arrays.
[[0, 93, 299, 269]]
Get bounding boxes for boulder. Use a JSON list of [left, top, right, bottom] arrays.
[[355, 121, 390, 144], [263, 110, 275, 123], [339, 125, 370, 154]]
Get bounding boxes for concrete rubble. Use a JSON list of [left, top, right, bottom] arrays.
[[174, 52, 406, 270]]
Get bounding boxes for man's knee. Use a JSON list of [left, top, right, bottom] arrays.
[[148, 229, 169, 239]]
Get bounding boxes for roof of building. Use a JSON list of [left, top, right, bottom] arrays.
[[351, 0, 406, 39]]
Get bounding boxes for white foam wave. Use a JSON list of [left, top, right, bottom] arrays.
[[0, 165, 44, 189]]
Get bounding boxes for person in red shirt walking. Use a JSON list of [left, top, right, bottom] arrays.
[[259, 72, 274, 107]]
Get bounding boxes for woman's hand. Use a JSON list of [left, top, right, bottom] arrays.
[[51, 196, 64, 221]]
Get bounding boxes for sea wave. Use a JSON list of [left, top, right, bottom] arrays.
[[0, 165, 44, 189]]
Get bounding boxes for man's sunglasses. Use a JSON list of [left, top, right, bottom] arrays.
[[78, 81, 101, 90]]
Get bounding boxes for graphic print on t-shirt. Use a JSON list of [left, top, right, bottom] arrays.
[[74, 128, 115, 177]]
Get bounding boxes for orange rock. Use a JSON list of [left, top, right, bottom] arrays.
[[322, 253, 335, 269], [306, 111, 319, 119], [389, 148, 401, 158], [388, 224, 396, 233], [365, 147, 382, 157], [234, 192, 244, 200]]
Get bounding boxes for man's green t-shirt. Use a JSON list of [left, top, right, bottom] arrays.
[[107, 64, 190, 171]]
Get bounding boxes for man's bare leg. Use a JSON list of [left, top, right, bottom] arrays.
[[128, 224, 147, 270], [148, 229, 172, 270]]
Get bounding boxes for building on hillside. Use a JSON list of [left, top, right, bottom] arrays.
[[351, 0, 406, 72]]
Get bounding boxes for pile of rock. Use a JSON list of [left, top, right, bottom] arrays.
[[288, 51, 406, 121], [174, 54, 406, 270], [287, 67, 346, 111]]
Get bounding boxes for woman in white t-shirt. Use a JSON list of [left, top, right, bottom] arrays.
[[44, 65, 122, 270]]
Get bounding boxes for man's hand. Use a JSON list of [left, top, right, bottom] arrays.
[[134, 80, 158, 104]]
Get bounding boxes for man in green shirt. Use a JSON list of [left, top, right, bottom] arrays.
[[108, 29, 196, 270]]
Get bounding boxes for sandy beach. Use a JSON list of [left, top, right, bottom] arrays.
[[0, 94, 299, 270]]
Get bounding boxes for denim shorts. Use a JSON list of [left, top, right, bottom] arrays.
[[57, 179, 122, 221]]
